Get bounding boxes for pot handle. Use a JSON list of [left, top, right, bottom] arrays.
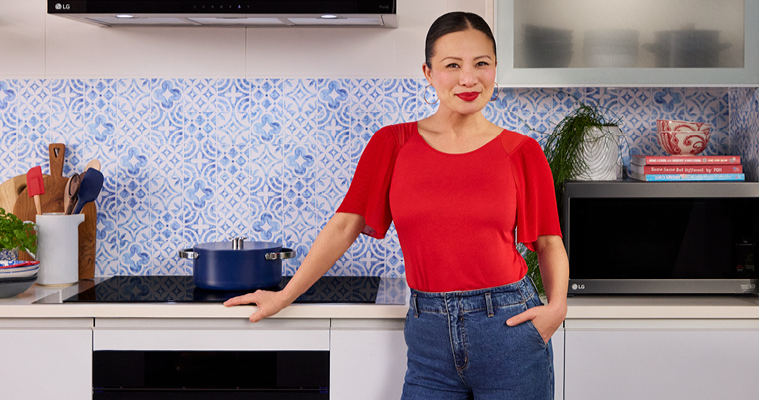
[[265, 248, 296, 261], [178, 248, 199, 259]]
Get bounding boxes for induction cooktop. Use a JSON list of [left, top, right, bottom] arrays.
[[62, 275, 395, 304]]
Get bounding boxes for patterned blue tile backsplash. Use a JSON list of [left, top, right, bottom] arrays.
[[0, 79, 757, 277]]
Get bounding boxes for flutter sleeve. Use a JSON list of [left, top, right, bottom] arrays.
[[511, 137, 563, 251], [336, 125, 401, 239]]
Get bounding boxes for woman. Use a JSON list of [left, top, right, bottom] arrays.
[[225, 11, 568, 400]]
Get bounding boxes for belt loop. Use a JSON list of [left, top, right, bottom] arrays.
[[412, 294, 420, 318], [485, 292, 494, 318], [518, 277, 529, 303], [525, 275, 538, 300]]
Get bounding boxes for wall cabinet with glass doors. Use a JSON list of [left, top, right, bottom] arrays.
[[495, 0, 759, 86]]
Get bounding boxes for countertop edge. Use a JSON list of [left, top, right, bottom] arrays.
[[0, 303, 410, 319], [4, 283, 759, 321]]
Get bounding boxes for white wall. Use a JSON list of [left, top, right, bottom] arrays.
[[0, 0, 493, 78]]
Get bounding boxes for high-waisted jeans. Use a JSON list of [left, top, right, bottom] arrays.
[[402, 276, 553, 400]]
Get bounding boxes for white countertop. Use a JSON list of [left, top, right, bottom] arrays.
[[0, 278, 411, 319], [3, 278, 759, 320]]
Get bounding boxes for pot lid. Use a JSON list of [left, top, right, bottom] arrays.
[[194, 240, 281, 251]]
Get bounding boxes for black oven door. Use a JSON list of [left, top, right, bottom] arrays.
[[93, 350, 329, 400]]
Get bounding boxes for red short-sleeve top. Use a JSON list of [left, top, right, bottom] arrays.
[[337, 122, 561, 292]]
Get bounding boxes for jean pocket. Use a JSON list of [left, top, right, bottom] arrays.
[[520, 301, 550, 348], [502, 302, 549, 349], [526, 319, 550, 347]]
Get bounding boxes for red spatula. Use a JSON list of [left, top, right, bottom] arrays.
[[26, 166, 45, 215]]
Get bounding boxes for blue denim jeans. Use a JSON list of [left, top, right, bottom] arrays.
[[402, 276, 553, 400]]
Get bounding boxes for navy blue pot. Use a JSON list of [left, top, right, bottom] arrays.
[[179, 239, 295, 291]]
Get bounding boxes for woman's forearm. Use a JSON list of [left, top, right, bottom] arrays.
[[535, 235, 569, 313], [279, 212, 366, 303]]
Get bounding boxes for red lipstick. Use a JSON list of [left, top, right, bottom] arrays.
[[457, 92, 479, 101]]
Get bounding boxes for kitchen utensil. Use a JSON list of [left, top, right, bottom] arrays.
[[71, 168, 101, 279], [9, 144, 98, 279], [76, 159, 100, 186], [77, 202, 97, 280], [179, 237, 296, 291], [72, 168, 103, 215], [34, 212, 85, 285], [42, 143, 69, 213], [62, 177, 73, 214], [13, 143, 68, 227], [26, 166, 45, 215], [63, 174, 82, 215], [0, 175, 27, 214], [84, 159, 101, 171]]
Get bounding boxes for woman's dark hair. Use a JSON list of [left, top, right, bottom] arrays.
[[425, 12, 497, 69]]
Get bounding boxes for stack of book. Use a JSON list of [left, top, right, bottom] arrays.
[[629, 155, 744, 181]]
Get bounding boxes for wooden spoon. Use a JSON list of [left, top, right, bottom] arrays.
[[63, 174, 82, 215], [84, 159, 101, 171]]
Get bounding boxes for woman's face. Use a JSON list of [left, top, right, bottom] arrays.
[[423, 28, 497, 115]]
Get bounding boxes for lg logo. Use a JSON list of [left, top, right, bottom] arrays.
[[571, 283, 585, 291], [55, 3, 71, 10]]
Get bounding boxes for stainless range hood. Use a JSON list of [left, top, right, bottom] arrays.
[[47, 0, 397, 28]]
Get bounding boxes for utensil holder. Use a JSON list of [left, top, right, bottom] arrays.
[[35, 212, 85, 285]]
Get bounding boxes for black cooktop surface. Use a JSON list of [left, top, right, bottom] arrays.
[[63, 275, 384, 304]]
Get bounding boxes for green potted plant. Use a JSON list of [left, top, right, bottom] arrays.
[[544, 101, 623, 202], [0, 207, 37, 261], [523, 98, 623, 295]]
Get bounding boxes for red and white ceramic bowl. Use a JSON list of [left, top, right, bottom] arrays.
[[657, 130, 711, 155]]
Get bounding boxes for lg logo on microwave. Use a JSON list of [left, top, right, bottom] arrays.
[[54, 3, 71, 10], [571, 283, 585, 291]]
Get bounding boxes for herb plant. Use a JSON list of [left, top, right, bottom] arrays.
[[0, 207, 37, 255]]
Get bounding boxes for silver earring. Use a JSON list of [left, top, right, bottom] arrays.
[[423, 84, 438, 105], [490, 82, 500, 101]]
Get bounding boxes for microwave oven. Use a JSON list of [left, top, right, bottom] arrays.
[[563, 180, 759, 295]]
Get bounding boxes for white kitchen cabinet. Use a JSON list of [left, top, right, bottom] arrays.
[[495, 0, 759, 86], [563, 319, 759, 400], [0, 318, 93, 400], [552, 327, 564, 400], [330, 319, 407, 400]]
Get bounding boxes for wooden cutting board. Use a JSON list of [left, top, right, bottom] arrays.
[[10, 143, 97, 279], [77, 202, 97, 279], [0, 174, 29, 215], [13, 144, 68, 218]]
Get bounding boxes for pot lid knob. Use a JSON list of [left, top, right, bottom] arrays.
[[231, 236, 248, 250]]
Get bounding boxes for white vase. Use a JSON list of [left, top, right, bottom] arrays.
[[573, 126, 622, 181]]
